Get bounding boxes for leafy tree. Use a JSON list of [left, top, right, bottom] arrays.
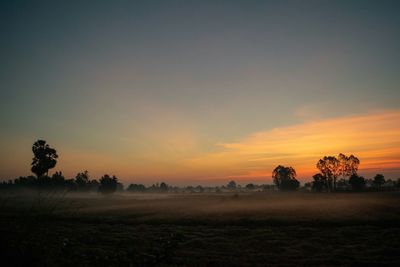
[[272, 165, 299, 191], [31, 140, 58, 177], [227, 180, 237, 189], [317, 154, 360, 192], [373, 174, 385, 190], [349, 174, 366, 191], [280, 178, 300, 191], [99, 174, 118, 195], [316, 156, 340, 191], [75, 171, 90, 191], [312, 173, 327, 192], [338, 153, 360, 177]]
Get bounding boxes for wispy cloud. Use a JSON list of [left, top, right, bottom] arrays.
[[186, 110, 400, 181]]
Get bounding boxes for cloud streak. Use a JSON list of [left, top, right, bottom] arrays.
[[186, 110, 400, 181]]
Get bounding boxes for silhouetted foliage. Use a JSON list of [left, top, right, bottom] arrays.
[[2, 140, 399, 195], [316, 156, 339, 192], [51, 171, 66, 188], [246, 183, 255, 190], [31, 140, 58, 177], [75, 171, 90, 191], [195, 185, 204, 193], [317, 154, 360, 191], [395, 178, 400, 189], [127, 183, 146, 192], [373, 174, 385, 190], [338, 153, 360, 177], [88, 179, 100, 192], [227, 180, 237, 189], [312, 173, 327, 192], [336, 178, 350, 191], [349, 174, 366, 191], [160, 182, 168, 192], [272, 165, 299, 191], [99, 174, 118, 195], [117, 182, 124, 192]]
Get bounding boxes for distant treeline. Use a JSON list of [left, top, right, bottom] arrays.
[[0, 140, 399, 194], [1, 172, 399, 194]]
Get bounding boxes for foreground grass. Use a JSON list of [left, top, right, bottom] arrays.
[[1, 192, 399, 266]]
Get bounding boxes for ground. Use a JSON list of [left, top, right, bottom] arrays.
[[0, 191, 399, 266]]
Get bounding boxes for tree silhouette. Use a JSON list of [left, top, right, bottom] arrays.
[[75, 171, 90, 191], [316, 156, 340, 192], [312, 173, 327, 192], [127, 183, 146, 192], [98, 174, 118, 195], [227, 180, 237, 189], [245, 183, 255, 190], [51, 171, 66, 188], [31, 140, 58, 177], [338, 153, 360, 177], [349, 174, 366, 191], [272, 165, 299, 191], [160, 182, 168, 192], [317, 154, 360, 191], [373, 174, 385, 190]]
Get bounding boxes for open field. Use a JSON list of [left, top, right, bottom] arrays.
[[1, 192, 400, 266]]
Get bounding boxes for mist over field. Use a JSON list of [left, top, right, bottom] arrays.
[[1, 191, 400, 266]]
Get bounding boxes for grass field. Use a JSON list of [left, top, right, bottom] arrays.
[[1, 191, 400, 266]]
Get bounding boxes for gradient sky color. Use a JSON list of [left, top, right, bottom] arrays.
[[1, 0, 400, 185]]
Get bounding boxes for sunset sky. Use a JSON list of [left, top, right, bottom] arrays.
[[1, 0, 399, 185]]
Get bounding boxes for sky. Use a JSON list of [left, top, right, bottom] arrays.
[[1, 0, 399, 185]]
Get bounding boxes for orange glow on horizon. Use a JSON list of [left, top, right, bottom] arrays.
[[1, 110, 399, 185], [185, 110, 400, 182]]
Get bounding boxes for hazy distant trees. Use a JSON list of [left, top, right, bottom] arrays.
[[51, 171, 66, 188], [373, 174, 385, 190], [127, 183, 146, 192], [31, 140, 58, 177], [160, 182, 168, 192], [75, 171, 90, 191], [245, 183, 255, 190], [272, 165, 299, 191], [74, 171, 100, 192], [98, 174, 118, 195], [349, 174, 366, 191], [311, 173, 326, 192], [195, 185, 204, 193], [227, 180, 237, 189]]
